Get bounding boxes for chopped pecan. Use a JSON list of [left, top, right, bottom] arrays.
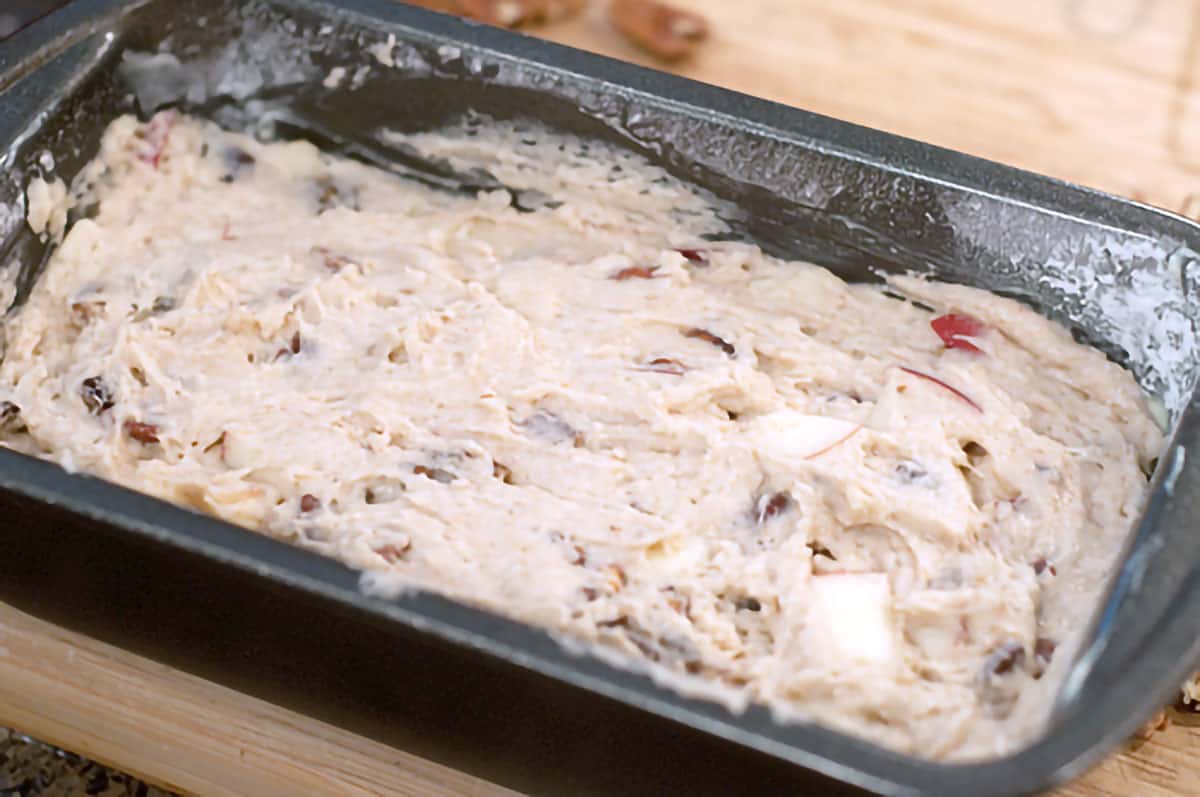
[[315, 175, 361, 213], [674, 247, 707, 264], [530, 0, 586, 22], [274, 332, 302, 361], [71, 300, 107, 322], [460, 0, 583, 25], [1032, 558, 1057, 576], [151, 296, 176, 314], [123, 419, 160, 444], [603, 564, 627, 593], [610, 0, 709, 61], [612, 265, 658, 281], [610, 621, 704, 673], [413, 464, 457, 483], [428, 0, 586, 26], [375, 540, 412, 564], [312, 246, 353, 272], [598, 615, 630, 629], [683, 327, 735, 356], [807, 540, 836, 560], [519, 410, 584, 447], [492, 461, 515, 484], [985, 641, 1025, 675], [756, 492, 791, 524], [455, 0, 528, 25], [735, 596, 762, 612], [638, 357, 686, 376], [1030, 637, 1058, 679], [80, 376, 115, 415], [364, 480, 406, 504], [0, 401, 22, 433], [203, 432, 226, 454], [662, 586, 691, 617]]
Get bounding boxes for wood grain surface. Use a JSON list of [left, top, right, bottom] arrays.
[[2, 0, 1198, 795], [541, 0, 1200, 215]]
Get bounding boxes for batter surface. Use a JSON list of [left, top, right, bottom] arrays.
[[1, 114, 1162, 760]]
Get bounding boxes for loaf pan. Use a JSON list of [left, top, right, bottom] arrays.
[[1, 1, 1199, 794]]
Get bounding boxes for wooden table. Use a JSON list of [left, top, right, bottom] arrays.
[[2, 1, 1199, 794]]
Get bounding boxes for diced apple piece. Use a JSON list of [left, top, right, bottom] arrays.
[[808, 573, 896, 664], [751, 410, 860, 465]]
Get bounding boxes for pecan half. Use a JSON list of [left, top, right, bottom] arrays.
[[610, 0, 709, 61], [411, 0, 585, 27]]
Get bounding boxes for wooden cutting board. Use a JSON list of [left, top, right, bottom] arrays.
[[544, 0, 1200, 215], [2, 1, 1198, 794]]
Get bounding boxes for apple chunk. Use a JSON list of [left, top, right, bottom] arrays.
[[752, 410, 861, 465], [808, 573, 896, 664]]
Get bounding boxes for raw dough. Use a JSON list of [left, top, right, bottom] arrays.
[[0, 114, 1163, 760]]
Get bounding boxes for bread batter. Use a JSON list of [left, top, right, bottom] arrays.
[[1, 113, 1163, 760]]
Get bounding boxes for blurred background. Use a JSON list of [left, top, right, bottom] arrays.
[[3, 0, 1196, 214]]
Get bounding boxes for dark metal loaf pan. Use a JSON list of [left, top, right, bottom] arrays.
[[1, 1, 1199, 794]]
